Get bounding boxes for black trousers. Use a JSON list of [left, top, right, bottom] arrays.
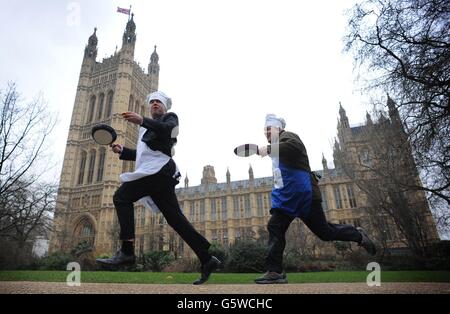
[[266, 200, 363, 273], [113, 160, 211, 264]]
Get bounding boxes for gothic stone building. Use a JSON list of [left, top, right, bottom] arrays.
[[49, 19, 439, 259], [166, 103, 439, 259]]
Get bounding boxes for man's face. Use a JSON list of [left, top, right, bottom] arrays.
[[264, 126, 280, 143], [149, 99, 166, 118]]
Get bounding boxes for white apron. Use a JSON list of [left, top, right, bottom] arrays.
[[120, 127, 180, 213]]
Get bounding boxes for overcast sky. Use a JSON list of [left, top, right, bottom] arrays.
[[0, 0, 372, 186]]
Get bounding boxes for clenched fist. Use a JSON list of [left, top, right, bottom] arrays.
[[111, 144, 123, 154], [258, 146, 269, 157]]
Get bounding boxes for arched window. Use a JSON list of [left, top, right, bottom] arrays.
[[334, 185, 343, 209], [96, 93, 105, 120], [78, 151, 87, 185], [87, 150, 96, 184], [359, 148, 372, 166], [81, 223, 93, 237], [74, 217, 95, 247], [244, 195, 251, 218], [210, 199, 216, 221], [97, 148, 106, 182], [105, 91, 114, 117], [87, 96, 96, 123]]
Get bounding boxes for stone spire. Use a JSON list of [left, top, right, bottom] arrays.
[[184, 173, 189, 188], [387, 94, 401, 123], [322, 153, 328, 170], [84, 28, 98, 59], [366, 111, 373, 126], [122, 13, 136, 48], [249, 164, 254, 181], [339, 102, 349, 129], [148, 45, 160, 75], [201, 165, 217, 185]]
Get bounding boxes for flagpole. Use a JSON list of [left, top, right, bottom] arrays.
[[129, 5, 132, 20]]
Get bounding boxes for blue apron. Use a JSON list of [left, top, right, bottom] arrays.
[[271, 161, 312, 218]]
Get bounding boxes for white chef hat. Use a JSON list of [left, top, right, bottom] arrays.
[[146, 91, 172, 111], [265, 114, 286, 130]]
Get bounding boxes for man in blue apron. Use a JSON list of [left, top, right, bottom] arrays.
[[255, 114, 376, 284]]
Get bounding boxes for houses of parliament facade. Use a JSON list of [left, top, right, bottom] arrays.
[[49, 18, 439, 259]]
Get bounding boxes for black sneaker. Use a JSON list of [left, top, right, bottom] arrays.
[[96, 250, 136, 266], [254, 271, 288, 284], [193, 256, 222, 285], [357, 227, 377, 256]]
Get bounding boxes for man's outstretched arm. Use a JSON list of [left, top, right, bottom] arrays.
[[140, 113, 179, 138]]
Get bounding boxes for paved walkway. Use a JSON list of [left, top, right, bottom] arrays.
[[1, 281, 450, 294]]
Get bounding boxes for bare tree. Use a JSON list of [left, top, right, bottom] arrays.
[[0, 82, 57, 198], [0, 180, 57, 267], [0, 82, 57, 268], [344, 0, 450, 208], [430, 197, 450, 238], [0, 180, 56, 243]]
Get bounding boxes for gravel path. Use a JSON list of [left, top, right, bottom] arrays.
[[1, 281, 450, 294]]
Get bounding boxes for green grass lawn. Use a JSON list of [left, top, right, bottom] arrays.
[[1, 271, 450, 284]]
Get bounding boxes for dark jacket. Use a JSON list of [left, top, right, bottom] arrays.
[[120, 112, 179, 161], [268, 130, 322, 201]]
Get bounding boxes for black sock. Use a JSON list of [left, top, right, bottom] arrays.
[[121, 241, 134, 256]]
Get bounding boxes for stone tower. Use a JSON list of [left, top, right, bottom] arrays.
[[49, 15, 160, 255], [331, 100, 439, 245], [201, 165, 218, 185]]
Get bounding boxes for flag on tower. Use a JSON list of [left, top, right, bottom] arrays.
[[117, 7, 131, 15]]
